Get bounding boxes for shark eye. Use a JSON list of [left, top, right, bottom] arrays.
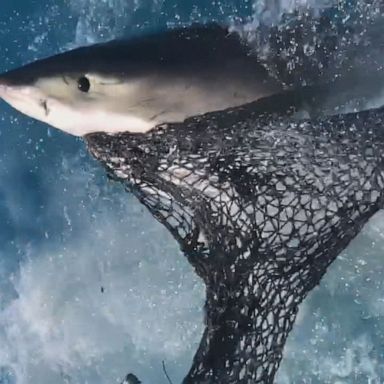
[[77, 76, 90, 93]]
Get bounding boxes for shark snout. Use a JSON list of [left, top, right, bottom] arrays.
[[0, 72, 12, 85], [0, 84, 6, 95], [0, 69, 34, 91], [0, 74, 15, 97], [0, 77, 7, 96], [0, 79, 34, 98]]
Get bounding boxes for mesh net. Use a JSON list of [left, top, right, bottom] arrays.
[[85, 94, 384, 384]]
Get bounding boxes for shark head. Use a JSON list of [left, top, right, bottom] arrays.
[[0, 56, 157, 136], [0, 25, 280, 136]]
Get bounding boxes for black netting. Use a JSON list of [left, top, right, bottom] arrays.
[[85, 94, 384, 383]]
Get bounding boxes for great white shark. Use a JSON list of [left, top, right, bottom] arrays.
[[2, 23, 384, 384], [1, 24, 384, 136], [0, 25, 282, 136]]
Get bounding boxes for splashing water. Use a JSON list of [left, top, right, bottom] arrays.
[[1, 1, 384, 384]]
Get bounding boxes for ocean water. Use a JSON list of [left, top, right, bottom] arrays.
[[0, 1, 384, 384]]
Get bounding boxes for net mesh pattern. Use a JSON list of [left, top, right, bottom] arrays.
[[86, 97, 384, 384]]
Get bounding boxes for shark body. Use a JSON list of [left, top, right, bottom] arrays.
[[0, 25, 281, 136]]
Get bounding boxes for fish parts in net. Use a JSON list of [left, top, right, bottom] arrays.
[[86, 94, 384, 383]]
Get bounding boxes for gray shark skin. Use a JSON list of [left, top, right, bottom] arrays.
[[86, 94, 384, 383], [0, 24, 272, 87]]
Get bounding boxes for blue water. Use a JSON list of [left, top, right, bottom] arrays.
[[1, 1, 384, 384]]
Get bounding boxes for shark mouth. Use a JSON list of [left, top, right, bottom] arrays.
[[85, 90, 384, 383]]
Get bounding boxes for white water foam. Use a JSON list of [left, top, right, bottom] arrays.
[[0, 145, 204, 384]]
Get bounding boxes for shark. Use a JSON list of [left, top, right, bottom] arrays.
[[2, 23, 384, 383], [0, 25, 281, 136]]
